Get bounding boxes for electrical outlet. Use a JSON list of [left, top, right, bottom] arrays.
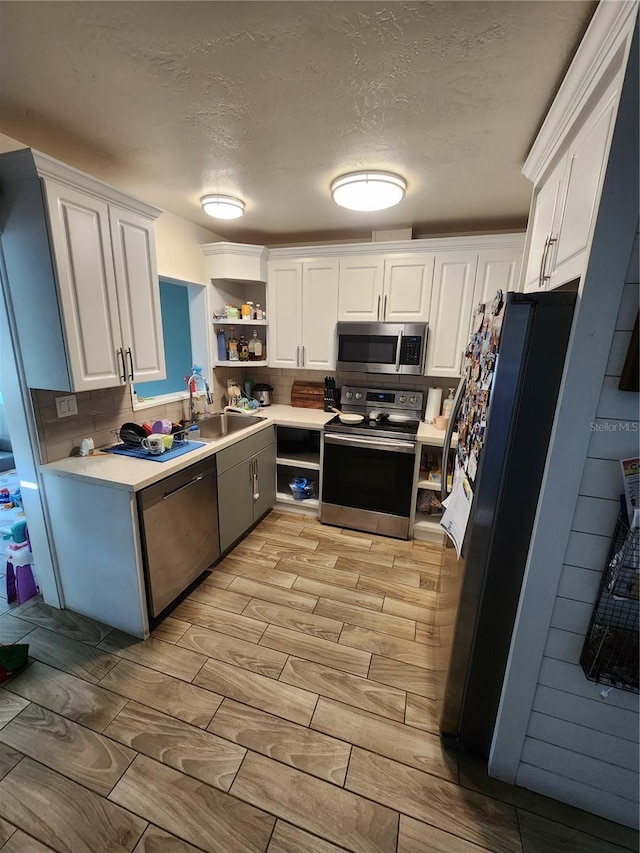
[[55, 395, 78, 418]]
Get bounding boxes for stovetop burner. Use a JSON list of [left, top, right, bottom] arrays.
[[324, 384, 423, 441], [324, 414, 419, 439]]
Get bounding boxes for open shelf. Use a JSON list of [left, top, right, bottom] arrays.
[[277, 452, 321, 471], [276, 491, 320, 510], [213, 319, 268, 326], [213, 360, 268, 368]]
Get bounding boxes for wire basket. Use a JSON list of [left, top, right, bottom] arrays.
[[580, 514, 639, 693], [111, 428, 190, 448]]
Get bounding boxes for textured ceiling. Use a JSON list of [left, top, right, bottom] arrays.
[[0, 1, 596, 244]]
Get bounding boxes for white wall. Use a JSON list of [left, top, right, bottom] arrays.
[[490, 27, 639, 826], [0, 132, 223, 285], [514, 237, 639, 825]]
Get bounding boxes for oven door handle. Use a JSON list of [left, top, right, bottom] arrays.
[[324, 433, 416, 454]]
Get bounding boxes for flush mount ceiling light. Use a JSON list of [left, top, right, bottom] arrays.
[[200, 194, 245, 220], [330, 171, 407, 212]]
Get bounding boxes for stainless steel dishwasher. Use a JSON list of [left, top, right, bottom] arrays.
[[137, 457, 220, 618]]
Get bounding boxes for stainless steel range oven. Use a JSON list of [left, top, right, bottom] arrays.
[[321, 386, 423, 539]]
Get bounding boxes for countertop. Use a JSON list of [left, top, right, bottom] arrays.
[[41, 405, 455, 492], [40, 405, 334, 493]]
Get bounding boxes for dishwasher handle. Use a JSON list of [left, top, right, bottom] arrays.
[[162, 473, 204, 500]]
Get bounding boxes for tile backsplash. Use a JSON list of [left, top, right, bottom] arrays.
[[32, 371, 230, 463], [34, 368, 456, 463], [246, 367, 455, 408]]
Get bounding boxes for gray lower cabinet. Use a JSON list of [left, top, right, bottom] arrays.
[[217, 427, 276, 553]]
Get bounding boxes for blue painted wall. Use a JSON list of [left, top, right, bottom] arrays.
[[135, 279, 192, 399]]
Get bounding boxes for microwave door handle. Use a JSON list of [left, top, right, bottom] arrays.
[[395, 331, 403, 372], [441, 376, 466, 503]]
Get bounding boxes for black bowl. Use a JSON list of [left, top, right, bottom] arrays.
[[119, 422, 146, 446]]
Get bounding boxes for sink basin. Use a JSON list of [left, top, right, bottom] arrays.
[[196, 411, 266, 441]]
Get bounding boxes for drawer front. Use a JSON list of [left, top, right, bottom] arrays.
[[216, 426, 275, 475]]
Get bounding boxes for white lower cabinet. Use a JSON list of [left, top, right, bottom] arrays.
[[268, 259, 339, 370]]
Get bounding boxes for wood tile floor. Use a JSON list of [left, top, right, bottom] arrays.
[[0, 510, 636, 853]]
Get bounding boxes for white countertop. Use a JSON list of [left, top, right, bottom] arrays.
[[416, 421, 458, 447], [41, 405, 334, 493]]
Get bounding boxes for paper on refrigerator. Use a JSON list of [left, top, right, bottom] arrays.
[[440, 471, 473, 558], [620, 458, 639, 524]]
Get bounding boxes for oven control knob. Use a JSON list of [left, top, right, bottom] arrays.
[[399, 395, 406, 403], [355, 392, 363, 400], [345, 391, 353, 400], [409, 395, 417, 404]]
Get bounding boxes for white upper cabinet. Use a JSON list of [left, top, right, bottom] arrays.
[[42, 181, 165, 392], [521, 73, 621, 293], [268, 258, 338, 370], [383, 254, 435, 322], [0, 149, 165, 393], [425, 252, 478, 377], [475, 247, 522, 304], [108, 205, 165, 384], [522, 158, 565, 293], [43, 180, 125, 389], [337, 256, 384, 321], [338, 254, 433, 322], [549, 82, 618, 289], [301, 261, 339, 370]]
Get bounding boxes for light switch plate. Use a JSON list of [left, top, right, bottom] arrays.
[[55, 395, 78, 418]]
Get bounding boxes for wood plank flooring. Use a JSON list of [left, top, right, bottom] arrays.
[[0, 510, 636, 853]]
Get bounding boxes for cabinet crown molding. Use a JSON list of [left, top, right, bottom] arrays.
[[201, 241, 269, 259], [31, 150, 163, 220], [523, 0, 637, 185], [261, 233, 525, 261]]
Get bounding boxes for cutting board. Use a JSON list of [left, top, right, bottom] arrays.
[[291, 381, 325, 410]]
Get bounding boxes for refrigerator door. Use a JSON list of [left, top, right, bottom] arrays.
[[438, 291, 576, 755]]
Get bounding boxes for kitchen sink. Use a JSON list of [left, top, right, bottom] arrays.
[[196, 411, 266, 440]]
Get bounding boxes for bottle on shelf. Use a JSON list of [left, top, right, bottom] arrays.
[[241, 301, 253, 321], [254, 331, 264, 360], [248, 330, 257, 360], [216, 327, 227, 361], [255, 303, 264, 321], [228, 327, 239, 361], [238, 333, 249, 361]]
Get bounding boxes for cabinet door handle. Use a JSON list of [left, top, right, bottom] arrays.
[[250, 457, 259, 500], [541, 236, 557, 285], [302, 346, 305, 367], [117, 348, 126, 383], [383, 294, 388, 320], [377, 295, 381, 321], [126, 347, 134, 381], [296, 346, 300, 367], [538, 235, 550, 288]]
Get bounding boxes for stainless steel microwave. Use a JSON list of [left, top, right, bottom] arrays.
[[336, 322, 427, 375]]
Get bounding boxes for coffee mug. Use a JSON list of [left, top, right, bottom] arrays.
[[142, 435, 165, 455]]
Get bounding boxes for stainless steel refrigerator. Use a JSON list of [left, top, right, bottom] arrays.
[[436, 289, 577, 756]]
